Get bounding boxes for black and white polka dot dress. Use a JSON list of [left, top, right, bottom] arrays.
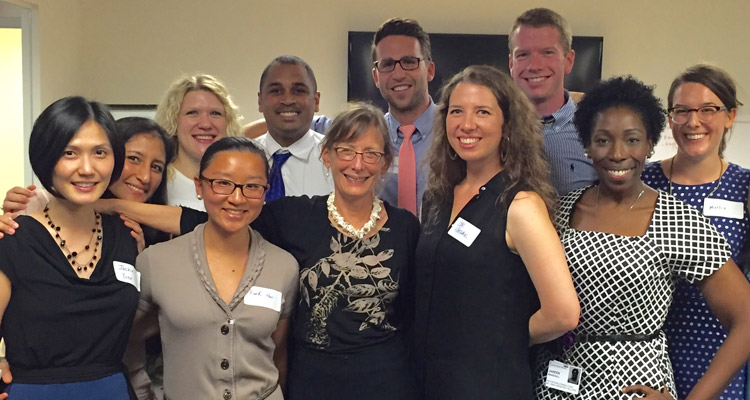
[[642, 161, 750, 400], [534, 188, 731, 400]]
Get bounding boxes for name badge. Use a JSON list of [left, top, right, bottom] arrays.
[[244, 286, 282, 312], [545, 360, 582, 395], [703, 198, 744, 219], [389, 156, 399, 174], [448, 217, 481, 247], [113, 261, 141, 291]]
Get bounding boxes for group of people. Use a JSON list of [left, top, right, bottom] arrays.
[[0, 6, 749, 400]]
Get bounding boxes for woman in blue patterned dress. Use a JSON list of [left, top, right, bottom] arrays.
[[534, 76, 750, 400], [642, 64, 750, 400]]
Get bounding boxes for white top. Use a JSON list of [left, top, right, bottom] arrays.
[[166, 167, 205, 211], [254, 130, 333, 197]]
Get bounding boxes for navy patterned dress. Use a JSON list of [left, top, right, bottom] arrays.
[[643, 161, 750, 400]]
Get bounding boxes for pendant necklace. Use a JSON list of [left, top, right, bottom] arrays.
[[44, 206, 102, 273], [595, 183, 645, 234], [327, 192, 382, 240], [667, 155, 722, 198]]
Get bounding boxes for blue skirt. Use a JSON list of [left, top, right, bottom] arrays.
[[6, 372, 132, 400]]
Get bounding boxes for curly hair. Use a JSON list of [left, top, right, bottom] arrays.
[[574, 76, 665, 148], [667, 64, 742, 157], [155, 73, 242, 141], [424, 65, 556, 223]]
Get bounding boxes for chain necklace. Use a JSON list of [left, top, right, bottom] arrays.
[[595, 183, 645, 234], [667, 155, 722, 197], [327, 192, 382, 240], [44, 206, 102, 273]]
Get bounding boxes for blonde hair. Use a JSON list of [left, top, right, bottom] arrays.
[[155, 73, 242, 141]]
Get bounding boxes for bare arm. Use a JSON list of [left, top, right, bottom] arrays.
[[684, 260, 750, 400], [95, 198, 182, 236], [0, 272, 12, 398], [271, 318, 290, 394], [123, 308, 159, 400], [506, 191, 580, 345]]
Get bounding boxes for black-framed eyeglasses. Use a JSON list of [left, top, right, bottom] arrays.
[[668, 105, 728, 124], [199, 175, 268, 199], [373, 56, 423, 72], [334, 147, 385, 164]]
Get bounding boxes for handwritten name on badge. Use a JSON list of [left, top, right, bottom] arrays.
[[244, 286, 282, 312], [703, 198, 744, 219], [448, 217, 481, 247], [113, 261, 141, 291]]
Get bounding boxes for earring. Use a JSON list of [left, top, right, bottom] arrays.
[[649, 148, 655, 158], [584, 150, 590, 159], [197, 194, 202, 200], [448, 147, 458, 161], [325, 168, 330, 177], [499, 136, 510, 163]]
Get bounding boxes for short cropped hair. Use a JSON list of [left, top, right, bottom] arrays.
[[371, 18, 432, 62], [155, 74, 242, 140], [259, 55, 318, 92], [667, 64, 743, 157], [574, 76, 666, 147], [320, 102, 393, 170], [114, 117, 176, 206], [509, 8, 573, 53], [29, 96, 124, 199], [199, 136, 270, 181]]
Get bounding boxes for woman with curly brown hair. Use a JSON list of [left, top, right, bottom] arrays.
[[413, 65, 580, 399]]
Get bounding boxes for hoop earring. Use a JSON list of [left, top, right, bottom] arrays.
[[500, 136, 510, 163], [448, 147, 458, 161]]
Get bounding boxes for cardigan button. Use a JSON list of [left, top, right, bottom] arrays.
[[221, 325, 229, 335], [223, 389, 232, 399], [221, 359, 230, 370]]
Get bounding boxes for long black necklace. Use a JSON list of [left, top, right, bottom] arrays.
[[44, 206, 102, 272]]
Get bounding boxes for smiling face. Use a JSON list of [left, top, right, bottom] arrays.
[[372, 35, 435, 117], [669, 82, 736, 161], [175, 90, 228, 164], [108, 133, 167, 203], [445, 82, 505, 170], [196, 150, 267, 235], [52, 121, 115, 205], [322, 125, 388, 203], [258, 63, 320, 147], [588, 106, 652, 195], [509, 25, 574, 116]]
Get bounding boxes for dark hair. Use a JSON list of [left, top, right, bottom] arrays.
[[199, 137, 269, 180], [425, 65, 556, 223], [371, 18, 432, 62], [320, 102, 394, 170], [667, 64, 743, 157], [509, 8, 573, 53], [259, 55, 318, 92], [29, 96, 124, 199], [111, 117, 176, 206], [574, 76, 666, 147]]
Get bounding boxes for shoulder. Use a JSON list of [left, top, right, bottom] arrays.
[[509, 190, 549, 216], [254, 230, 299, 272], [384, 201, 420, 230], [308, 129, 324, 143]]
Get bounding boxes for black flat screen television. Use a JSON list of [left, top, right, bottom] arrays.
[[348, 32, 603, 110]]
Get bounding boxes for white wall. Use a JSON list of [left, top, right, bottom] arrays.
[[0, 27, 24, 197]]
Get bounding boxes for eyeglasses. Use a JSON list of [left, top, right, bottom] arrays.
[[668, 105, 728, 124], [373, 56, 423, 72], [199, 175, 268, 199], [334, 147, 385, 164]]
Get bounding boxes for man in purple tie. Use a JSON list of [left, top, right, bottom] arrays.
[[255, 55, 333, 200]]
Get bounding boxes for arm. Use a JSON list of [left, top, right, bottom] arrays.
[[0, 272, 12, 399], [2, 185, 42, 215], [506, 191, 580, 345], [270, 318, 290, 394], [683, 260, 750, 400], [123, 308, 159, 400], [95, 198, 182, 236]]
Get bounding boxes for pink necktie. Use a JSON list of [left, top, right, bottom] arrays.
[[398, 124, 417, 215]]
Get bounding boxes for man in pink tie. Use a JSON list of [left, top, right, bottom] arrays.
[[371, 18, 436, 215]]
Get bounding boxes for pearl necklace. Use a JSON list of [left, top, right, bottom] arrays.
[[326, 192, 382, 240]]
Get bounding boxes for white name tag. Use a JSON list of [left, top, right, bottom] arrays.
[[545, 360, 582, 395], [448, 217, 481, 247], [703, 198, 744, 219], [113, 261, 140, 291], [244, 286, 282, 312]]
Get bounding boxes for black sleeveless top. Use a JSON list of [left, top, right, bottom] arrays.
[[414, 171, 540, 400]]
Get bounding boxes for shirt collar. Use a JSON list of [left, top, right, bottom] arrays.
[[542, 90, 575, 129], [386, 97, 436, 143], [261, 129, 317, 160]]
